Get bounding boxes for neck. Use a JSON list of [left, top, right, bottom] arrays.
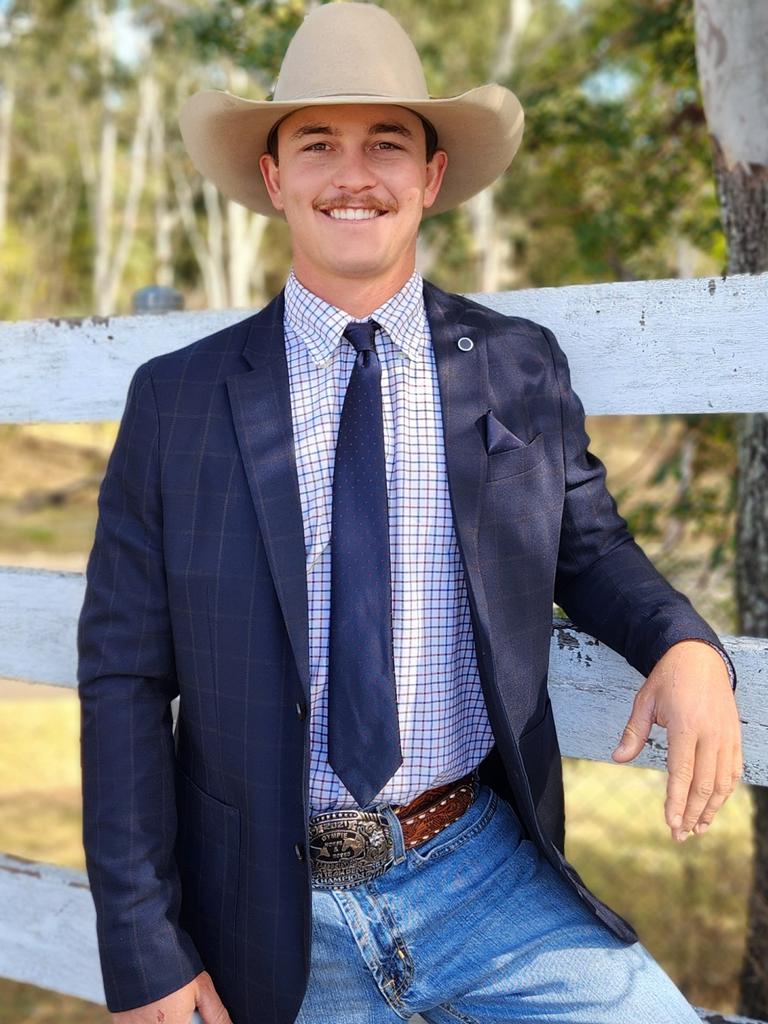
[[290, 262, 416, 318]]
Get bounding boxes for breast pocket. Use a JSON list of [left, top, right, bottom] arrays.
[[175, 761, 241, 976], [486, 431, 546, 481]]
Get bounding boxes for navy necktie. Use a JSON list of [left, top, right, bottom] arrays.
[[327, 319, 403, 808]]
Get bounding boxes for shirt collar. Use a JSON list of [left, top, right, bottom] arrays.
[[283, 266, 427, 367]]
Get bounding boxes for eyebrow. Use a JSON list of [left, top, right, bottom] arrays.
[[288, 121, 415, 142]]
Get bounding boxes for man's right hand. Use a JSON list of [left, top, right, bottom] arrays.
[[111, 970, 233, 1024]]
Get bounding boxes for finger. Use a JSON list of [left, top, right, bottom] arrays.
[[196, 1001, 232, 1024], [688, 741, 734, 835], [675, 733, 723, 839], [693, 737, 744, 835], [733, 734, 744, 783], [679, 729, 720, 831], [664, 726, 697, 836], [729, 720, 744, 789], [195, 979, 233, 1024], [612, 690, 656, 761]]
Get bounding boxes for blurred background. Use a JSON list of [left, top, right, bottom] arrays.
[[0, 0, 765, 1021]]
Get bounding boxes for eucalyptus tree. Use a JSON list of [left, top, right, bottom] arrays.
[[695, 4, 768, 1016]]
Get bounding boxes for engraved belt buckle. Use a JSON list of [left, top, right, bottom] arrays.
[[308, 807, 395, 890]]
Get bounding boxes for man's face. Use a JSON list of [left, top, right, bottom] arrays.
[[258, 103, 448, 286]]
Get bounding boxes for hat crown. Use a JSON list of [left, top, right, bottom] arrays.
[[273, 2, 429, 102]]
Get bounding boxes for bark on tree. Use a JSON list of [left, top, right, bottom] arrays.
[[694, 2, 768, 1017]]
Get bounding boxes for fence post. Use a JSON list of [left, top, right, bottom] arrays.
[[131, 285, 184, 315]]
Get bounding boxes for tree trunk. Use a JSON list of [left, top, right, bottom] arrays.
[[247, 210, 268, 305], [93, 106, 117, 314], [100, 75, 156, 314], [736, 412, 768, 1018], [226, 200, 251, 307], [465, 0, 530, 292], [150, 102, 175, 288], [710, 135, 768, 273], [0, 69, 15, 245], [694, 2, 768, 1017]]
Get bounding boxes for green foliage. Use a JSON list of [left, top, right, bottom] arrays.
[[496, 0, 725, 284], [0, 0, 731, 316], [171, 0, 306, 82]]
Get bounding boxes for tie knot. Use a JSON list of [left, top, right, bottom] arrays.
[[343, 319, 379, 354]]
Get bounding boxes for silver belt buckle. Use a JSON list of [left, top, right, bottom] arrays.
[[308, 807, 395, 890]]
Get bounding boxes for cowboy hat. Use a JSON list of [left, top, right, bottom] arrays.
[[178, 1, 525, 219]]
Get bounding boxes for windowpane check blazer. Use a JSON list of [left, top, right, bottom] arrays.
[[77, 277, 737, 1023]]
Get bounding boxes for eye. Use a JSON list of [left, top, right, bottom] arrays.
[[303, 142, 330, 152], [374, 141, 402, 150]]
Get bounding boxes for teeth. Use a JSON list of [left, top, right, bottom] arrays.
[[325, 208, 382, 220]]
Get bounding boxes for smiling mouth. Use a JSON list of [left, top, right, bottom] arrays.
[[318, 208, 390, 222]]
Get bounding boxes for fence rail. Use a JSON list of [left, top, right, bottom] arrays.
[[2, 271, 767, 1021], [1, 273, 767, 422]]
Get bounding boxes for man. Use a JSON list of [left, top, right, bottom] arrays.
[[77, 4, 742, 1023]]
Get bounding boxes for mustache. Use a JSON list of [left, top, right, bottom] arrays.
[[315, 199, 395, 213]]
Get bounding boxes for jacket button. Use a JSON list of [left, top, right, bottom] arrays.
[[296, 700, 306, 720], [294, 842, 305, 861]]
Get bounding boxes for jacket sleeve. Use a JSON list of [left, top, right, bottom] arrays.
[[77, 360, 205, 1012], [541, 324, 737, 692]]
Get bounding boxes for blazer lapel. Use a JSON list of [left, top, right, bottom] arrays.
[[225, 288, 312, 701], [423, 280, 495, 678], [224, 279, 497, 705]]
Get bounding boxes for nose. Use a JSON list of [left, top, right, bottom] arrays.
[[331, 146, 378, 194]]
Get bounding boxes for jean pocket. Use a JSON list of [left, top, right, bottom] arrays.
[[408, 784, 498, 866]]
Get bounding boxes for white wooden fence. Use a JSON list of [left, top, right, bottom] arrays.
[[1, 271, 767, 1022]]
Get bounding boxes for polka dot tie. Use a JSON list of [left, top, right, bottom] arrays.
[[327, 319, 403, 808]]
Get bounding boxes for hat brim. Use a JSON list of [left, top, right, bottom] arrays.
[[178, 84, 524, 219]]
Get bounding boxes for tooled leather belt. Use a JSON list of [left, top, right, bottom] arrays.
[[308, 767, 479, 890]]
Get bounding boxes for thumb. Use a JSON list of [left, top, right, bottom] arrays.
[[612, 690, 655, 762], [194, 973, 233, 1024]]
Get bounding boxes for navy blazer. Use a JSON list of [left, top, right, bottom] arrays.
[[77, 279, 736, 1022]]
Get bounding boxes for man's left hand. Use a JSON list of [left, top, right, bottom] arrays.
[[610, 639, 743, 843]]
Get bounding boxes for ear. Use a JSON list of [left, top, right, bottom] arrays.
[[422, 149, 448, 211], [258, 153, 285, 212]]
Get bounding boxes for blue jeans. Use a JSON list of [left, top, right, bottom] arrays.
[[295, 783, 701, 1023]]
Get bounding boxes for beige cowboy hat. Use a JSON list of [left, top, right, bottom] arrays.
[[178, 1, 525, 219]]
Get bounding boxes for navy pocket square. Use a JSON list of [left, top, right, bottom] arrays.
[[483, 410, 545, 481], [484, 409, 527, 454]]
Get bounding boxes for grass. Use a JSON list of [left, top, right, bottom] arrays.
[[562, 756, 752, 1011], [0, 688, 111, 1023]]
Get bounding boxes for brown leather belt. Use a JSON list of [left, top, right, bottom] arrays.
[[394, 769, 478, 849], [308, 768, 479, 890]]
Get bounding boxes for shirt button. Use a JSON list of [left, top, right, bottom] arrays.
[[296, 700, 306, 720], [294, 842, 305, 861]]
